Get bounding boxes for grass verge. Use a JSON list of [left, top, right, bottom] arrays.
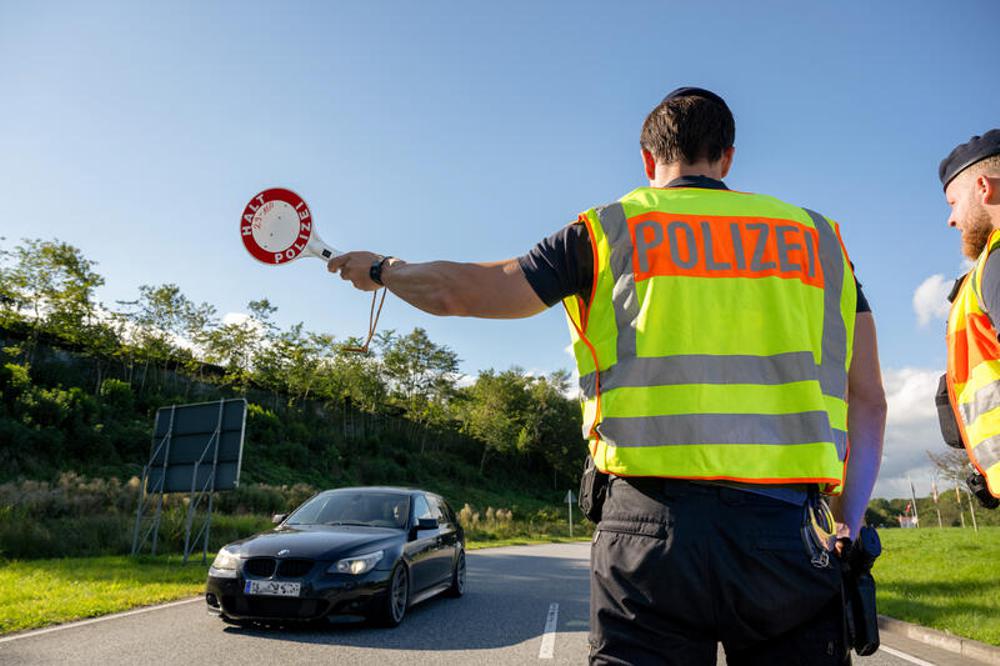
[[0, 555, 208, 635], [0, 536, 588, 636], [876, 526, 999, 646]]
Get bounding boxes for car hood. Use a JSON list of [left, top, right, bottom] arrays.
[[232, 524, 402, 560]]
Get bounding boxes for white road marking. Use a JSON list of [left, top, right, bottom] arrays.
[[538, 602, 559, 659], [879, 645, 937, 666], [0, 597, 202, 644]]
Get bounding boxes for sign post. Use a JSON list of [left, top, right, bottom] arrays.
[[565, 490, 576, 538]]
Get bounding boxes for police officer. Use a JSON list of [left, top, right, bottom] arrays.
[[940, 130, 1000, 506], [329, 88, 887, 665]]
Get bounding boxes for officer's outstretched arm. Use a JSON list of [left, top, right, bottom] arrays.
[[327, 251, 548, 319], [831, 312, 887, 538]]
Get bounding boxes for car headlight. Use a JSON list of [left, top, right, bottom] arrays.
[[329, 550, 384, 575], [209, 546, 240, 578]]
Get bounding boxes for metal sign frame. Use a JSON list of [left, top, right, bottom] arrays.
[[131, 398, 248, 563]]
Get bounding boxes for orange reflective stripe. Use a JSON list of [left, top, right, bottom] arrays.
[[626, 212, 823, 286], [576, 212, 599, 334], [948, 329, 971, 386], [966, 312, 1000, 368]]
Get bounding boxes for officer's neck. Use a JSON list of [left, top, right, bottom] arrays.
[[650, 160, 726, 188]]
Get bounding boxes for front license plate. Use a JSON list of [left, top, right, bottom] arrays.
[[244, 580, 301, 597]]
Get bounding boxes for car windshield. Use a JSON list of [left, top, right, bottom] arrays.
[[286, 492, 410, 529]]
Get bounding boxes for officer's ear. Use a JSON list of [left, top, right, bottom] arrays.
[[976, 174, 998, 206], [641, 149, 657, 181], [720, 146, 736, 179]]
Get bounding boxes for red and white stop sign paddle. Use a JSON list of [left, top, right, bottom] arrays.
[[240, 188, 338, 265]]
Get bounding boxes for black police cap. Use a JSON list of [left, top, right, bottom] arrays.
[[939, 129, 1000, 190]]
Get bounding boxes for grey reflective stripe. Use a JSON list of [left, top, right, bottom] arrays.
[[959, 379, 1000, 426], [833, 428, 848, 461], [597, 203, 639, 362], [597, 411, 836, 448], [578, 351, 818, 399], [803, 209, 848, 400], [974, 435, 1000, 470]]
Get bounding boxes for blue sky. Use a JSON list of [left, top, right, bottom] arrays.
[[2, 1, 997, 498]]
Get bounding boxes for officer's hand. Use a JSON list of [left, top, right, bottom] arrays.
[[834, 522, 851, 556], [328, 251, 382, 292]]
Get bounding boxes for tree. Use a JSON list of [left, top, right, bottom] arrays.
[[520, 371, 587, 488], [927, 448, 973, 485], [461, 368, 532, 474], [118, 284, 195, 390], [381, 328, 460, 452], [202, 299, 277, 394], [6, 239, 105, 356]]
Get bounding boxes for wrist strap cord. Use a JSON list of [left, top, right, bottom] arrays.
[[341, 288, 388, 354]]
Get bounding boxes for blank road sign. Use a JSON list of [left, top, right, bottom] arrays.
[[146, 399, 247, 493]]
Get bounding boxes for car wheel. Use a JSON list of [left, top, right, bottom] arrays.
[[445, 549, 465, 598], [375, 563, 409, 627]]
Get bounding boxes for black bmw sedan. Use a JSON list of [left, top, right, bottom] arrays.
[[205, 486, 465, 627]]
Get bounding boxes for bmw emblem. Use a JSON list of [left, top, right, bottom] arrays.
[[277, 549, 290, 557]]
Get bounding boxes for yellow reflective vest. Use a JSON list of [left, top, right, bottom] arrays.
[[563, 186, 857, 494], [946, 228, 1000, 498]]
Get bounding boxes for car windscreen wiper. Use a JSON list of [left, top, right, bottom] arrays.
[[324, 520, 373, 526]]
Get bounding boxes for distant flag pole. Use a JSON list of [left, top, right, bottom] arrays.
[[965, 486, 980, 533], [931, 478, 943, 528], [908, 475, 920, 526], [956, 484, 967, 528]]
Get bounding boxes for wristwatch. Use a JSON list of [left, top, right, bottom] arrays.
[[370, 255, 394, 286]]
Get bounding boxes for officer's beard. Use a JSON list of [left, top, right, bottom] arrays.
[[962, 202, 995, 259]]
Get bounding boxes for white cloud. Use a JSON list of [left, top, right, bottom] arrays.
[[912, 274, 952, 326], [222, 311, 251, 326], [873, 366, 948, 499]]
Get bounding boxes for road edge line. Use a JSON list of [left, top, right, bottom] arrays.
[[879, 615, 1000, 665], [879, 645, 936, 666], [0, 597, 202, 644], [538, 602, 559, 659]]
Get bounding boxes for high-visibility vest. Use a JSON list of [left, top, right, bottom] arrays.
[[946, 228, 1000, 498], [563, 186, 857, 494]]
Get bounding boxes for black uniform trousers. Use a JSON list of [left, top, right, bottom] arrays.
[[589, 476, 849, 665]]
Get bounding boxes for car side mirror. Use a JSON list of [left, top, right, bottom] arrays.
[[417, 517, 438, 530], [272, 513, 287, 525]]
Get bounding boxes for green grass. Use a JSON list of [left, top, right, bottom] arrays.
[[466, 535, 591, 550], [876, 526, 1000, 646], [0, 555, 208, 635]]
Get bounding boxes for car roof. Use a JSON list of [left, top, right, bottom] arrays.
[[320, 486, 425, 495]]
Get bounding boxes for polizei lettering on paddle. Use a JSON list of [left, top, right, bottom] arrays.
[[628, 212, 824, 287], [239, 188, 315, 265]]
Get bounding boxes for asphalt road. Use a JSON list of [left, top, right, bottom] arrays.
[[0, 543, 974, 665]]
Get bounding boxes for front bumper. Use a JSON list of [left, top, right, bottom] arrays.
[[206, 567, 394, 621]]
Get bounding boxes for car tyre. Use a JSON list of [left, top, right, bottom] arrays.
[[375, 563, 409, 627], [445, 549, 465, 598]]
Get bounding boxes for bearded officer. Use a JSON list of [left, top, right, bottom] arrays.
[[940, 130, 1000, 508]]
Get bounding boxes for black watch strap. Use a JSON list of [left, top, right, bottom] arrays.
[[370, 256, 393, 286]]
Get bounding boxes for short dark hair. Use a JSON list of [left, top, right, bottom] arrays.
[[640, 95, 735, 164]]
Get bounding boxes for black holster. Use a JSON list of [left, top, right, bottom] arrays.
[[841, 526, 882, 656], [578, 455, 609, 524], [935, 373, 964, 449]]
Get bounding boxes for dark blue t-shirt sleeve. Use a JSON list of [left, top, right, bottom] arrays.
[[853, 266, 871, 313], [517, 222, 592, 307]]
